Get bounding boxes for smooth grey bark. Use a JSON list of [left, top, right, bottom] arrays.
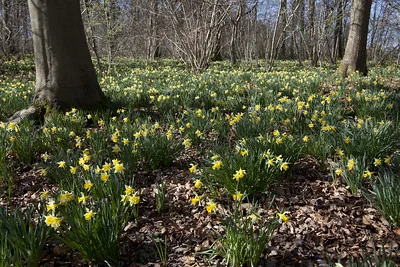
[[339, 0, 372, 77], [28, 0, 106, 110]]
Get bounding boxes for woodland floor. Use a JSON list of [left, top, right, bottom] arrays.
[[2, 152, 400, 267]]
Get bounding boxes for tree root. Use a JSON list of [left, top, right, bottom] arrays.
[[8, 106, 45, 123]]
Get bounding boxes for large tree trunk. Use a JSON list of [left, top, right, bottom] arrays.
[[339, 0, 372, 77], [9, 0, 107, 122], [28, 0, 106, 110]]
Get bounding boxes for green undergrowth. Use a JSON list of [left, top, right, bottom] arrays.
[[0, 58, 400, 266]]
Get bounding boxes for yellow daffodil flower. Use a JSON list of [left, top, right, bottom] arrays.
[[206, 202, 217, 213], [78, 193, 89, 204], [233, 168, 246, 181], [195, 130, 202, 137], [189, 164, 197, 173], [232, 192, 243, 201], [60, 192, 74, 204], [39, 168, 48, 176], [128, 194, 140, 206], [239, 149, 248, 156], [335, 169, 343, 176], [84, 180, 93, 190], [42, 153, 50, 162], [46, 200, 58, 213], [347, 159, 355, 170], [125, 185, 134, 195], [336, 149, 344, 157], [45, 215, 63, 229], [280, 162, 289, 171], [183, 138, 192, 148], [58, 161, 66, 168], [100, 172, 109, 182], [384, 156, 391, 165], [212, 160, 222, 170], [190, 195, 202, 205], [211, 155, 219, 161], [248, 213, 258, 222], [194, 179, 202, 189], [102, 162, 111, 172], [363, 170, 374, 178], [114, 162, 125, 173], [41, 190, 49, 200], [84, 210, 95, 221], [112, 144, 120, 153], [277, 212, 289, 223]]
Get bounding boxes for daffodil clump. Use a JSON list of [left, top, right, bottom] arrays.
[[201, 139, 291, 196], [39, 154, 137, 265], [330, 154, 392, 194], [366, 171, 400, 227], [0, 205, 49, 266], [6, 120, 43, 163], [209, 197, 282, 267], [189, 170, 287, 267], [338, 118, 398, 164], [177, 108, 215, 146], [137, 126, 184, 170], [188, 164, 220, 214]]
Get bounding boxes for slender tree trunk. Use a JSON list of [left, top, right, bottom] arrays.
[[279, 0, 287, 59], [339, 0, 372, 77], [83, 0, 103, 72], [230, 20, 240, 66], [27, 0, 106, 110], [212, 31, 223, 61], [266, 0, 287, 70], [308, 0, 317, 66], [298, 0, 305, 60], [369, 1, 378, 61], [104, 0, 116, 73], [291, 0, 304, 63], [333, 0, 344, 60], [1, 0, 17, 56], [22, 5, 31, 55], [147, 0, 159, 60], [249, 0, 258, 61]]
